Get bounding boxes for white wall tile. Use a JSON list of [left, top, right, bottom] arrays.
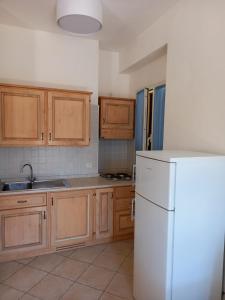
[[98, 139, 135, 174]]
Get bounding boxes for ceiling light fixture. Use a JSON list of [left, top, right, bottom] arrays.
[[57, 0, 103, 34]]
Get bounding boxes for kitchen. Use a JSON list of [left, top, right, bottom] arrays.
[[0, 0, 225, 299]]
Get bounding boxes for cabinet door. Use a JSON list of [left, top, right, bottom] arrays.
[[95, 188, 113, 240], [0, 86, 46, 146], [48, 91, 90, 146], [51, 190, 93, 249], [113, 186, 134, 239], [0, 207, 47, 253], [100, 98, 135, 139], [114, 210, 134, 237]]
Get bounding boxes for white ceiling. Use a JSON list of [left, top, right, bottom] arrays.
[[0, 0, 179, 50]]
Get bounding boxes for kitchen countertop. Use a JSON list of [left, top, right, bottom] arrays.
[[0, 176, 135, 196]]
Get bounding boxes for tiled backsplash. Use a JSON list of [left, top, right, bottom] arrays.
[[98, 139, 135, 174], [0, 105, 99, 180], [0, 104, 135, 180]]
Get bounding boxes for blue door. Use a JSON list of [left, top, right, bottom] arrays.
[[135, 89, 145, 151], [152, 85, 166, 150]]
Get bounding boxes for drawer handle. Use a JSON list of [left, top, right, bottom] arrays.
[[17, 200, 28, 204]]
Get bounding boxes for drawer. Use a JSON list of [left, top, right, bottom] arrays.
[[114, 211, 134, 237], [0, 193, 47, 210], [114, 186, 132, 199], [115, 198, 132, 211], [136, 156, 176, 210]]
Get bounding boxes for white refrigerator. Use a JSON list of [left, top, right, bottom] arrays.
[[134, 150, 225, 300]]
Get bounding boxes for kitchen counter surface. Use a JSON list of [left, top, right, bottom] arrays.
[[0, 176, 135, 196]]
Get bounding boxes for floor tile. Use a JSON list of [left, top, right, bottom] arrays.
[[5, 266, 47, 292], [93, 251, 125, 271], [0, 283, 23, 300], [29, 253, 65, 272], [56, 250, 74, 257], [16, 257, 35, 265], [20, 294, 39, 300], [101, 293, 124, 300], [0, 261, 23, 282], [62, 283, 102, 300], [124, 240, 134, 249], [107, 273, 133, 299], [78, 265, 115, 290], [118, 255, 133, 275], [70, 244, 106, 263], [51, 258, 89, 281], [29, 274, 72, 300], [104, 241, 133, 256]]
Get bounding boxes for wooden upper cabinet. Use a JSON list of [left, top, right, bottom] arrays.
[[0, 86, 46, 146], [99, 96, 135, 139], [0, 84, 92, 147], [48, 91, 90, 146]]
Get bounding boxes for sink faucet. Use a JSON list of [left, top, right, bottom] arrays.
[[21, 163, 36, 183]]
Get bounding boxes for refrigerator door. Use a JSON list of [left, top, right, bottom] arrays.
[[136, 155, 176, 210], [134, 194, 174, 300]]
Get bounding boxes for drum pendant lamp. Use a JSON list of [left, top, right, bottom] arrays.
[[57, 0, 103, 34]]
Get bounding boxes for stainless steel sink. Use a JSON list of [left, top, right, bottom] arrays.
[[2, 182, 32, 191], [1, 179, 69, 192]]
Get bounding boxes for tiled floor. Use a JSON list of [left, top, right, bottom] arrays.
[[0, 240, 134, 300]]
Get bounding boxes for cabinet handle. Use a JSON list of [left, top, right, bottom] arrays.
[[49, 133, 52, 141], [131, 198, 135, 221], [43, 211, 46, 220], [51, 197, 54, 206], [103, 117, 106, 124], [41, 132, 44, 141], [17, 200, 27, 204]]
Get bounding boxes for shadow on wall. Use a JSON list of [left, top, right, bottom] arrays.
[[98, 139, 135, 174]]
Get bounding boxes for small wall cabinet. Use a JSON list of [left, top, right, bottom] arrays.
[[0, 84, 91, 147], [99, 96, 135, 139]]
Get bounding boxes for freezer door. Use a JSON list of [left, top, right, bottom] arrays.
[[136, 155, 176, 210], [134, 194, 174, 300]]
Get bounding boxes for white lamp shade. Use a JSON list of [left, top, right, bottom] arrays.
[[57, 0, 103, 34]]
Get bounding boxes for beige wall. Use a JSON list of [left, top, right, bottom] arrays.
[[0, 24, 99, 102], [99, 50, 130, 98], [0, 24, 99, 178], [165, 0, 225, 153], [129, 54, 167, 97], [120, 0, 225, 153]]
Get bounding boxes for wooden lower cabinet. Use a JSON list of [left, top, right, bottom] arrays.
[[95, 188, 113, 240], [113, 186, 134, 240], [0, 206, 47, 254], [114, 210, 134, 237], [0, 185, 134, 262], [51, 190, 94, 250]]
